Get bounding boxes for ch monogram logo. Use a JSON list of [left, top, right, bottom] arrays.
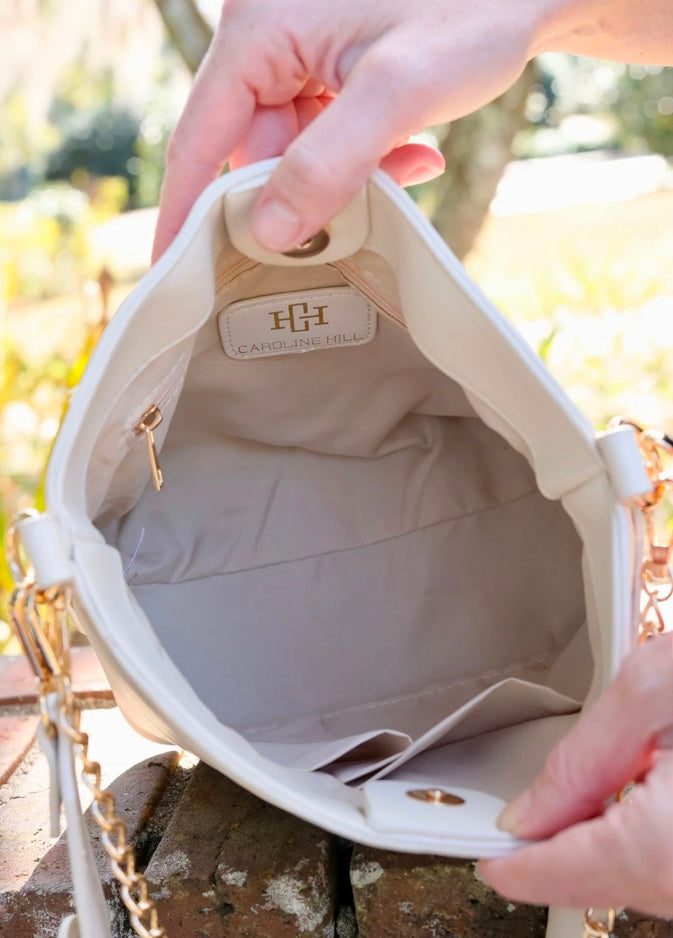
[[269, 302, 329, 333]]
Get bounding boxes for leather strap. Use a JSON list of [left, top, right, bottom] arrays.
[[37, 692, 112, 938], [547, 907, 588, 938]]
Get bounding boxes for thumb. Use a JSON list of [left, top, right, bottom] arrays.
[[498, 633, 673, 840], [250, 43, 437, 251]]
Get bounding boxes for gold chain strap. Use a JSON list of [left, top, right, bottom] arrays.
[[6, 518, 167, 938], [582, 422, 673, 938], [58, 684, 166, 938], [584, 909, 616, 938]]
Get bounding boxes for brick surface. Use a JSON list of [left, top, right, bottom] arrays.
[[145, 762, 336, 937], [615, 911, 673, 937], [2, 699, 673, 937], [350, 846, 547, 938], [0, 706, 179, 937], [0, 714, 38, 785], [0, 647, 112, 706]]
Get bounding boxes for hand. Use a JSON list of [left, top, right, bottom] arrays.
[[153, 0, 673, 261], [480, 632, 673, 917], [152, 0, 548, 260]]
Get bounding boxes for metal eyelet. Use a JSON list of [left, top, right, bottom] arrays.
[[406, 788, 465, 806], [282, 228, 330, 258]]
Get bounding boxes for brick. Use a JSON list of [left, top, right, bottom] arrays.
[[615, 911, 673, 937], [145, 761, 336, 937], [350, 846, 547, 938], [0, 706, 178, 937], [0, 647, 112, 706], [0, 714, 38, 785], [4, 703, 671, 938]]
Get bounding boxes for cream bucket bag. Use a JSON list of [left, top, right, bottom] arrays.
[[8, 159, 671, 938]]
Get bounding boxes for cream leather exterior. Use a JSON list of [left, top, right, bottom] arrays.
[[19, 159, 654, 937]]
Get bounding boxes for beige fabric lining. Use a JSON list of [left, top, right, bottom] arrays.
[[99, 254, 588, 782]]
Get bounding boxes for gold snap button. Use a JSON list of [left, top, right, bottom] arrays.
[[283, 228, 330, 258], [406, 788, 465, 806]]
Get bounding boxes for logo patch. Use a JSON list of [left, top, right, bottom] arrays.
[[219, 287, 377, 360]]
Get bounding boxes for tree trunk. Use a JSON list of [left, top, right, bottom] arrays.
[[152, 0, 213, 74], [428, 62, 536, 259]]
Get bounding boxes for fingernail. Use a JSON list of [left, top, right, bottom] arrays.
[[402, 163, 443, 187], [252, 199, 302, 251], [496, 789, 532, 834]]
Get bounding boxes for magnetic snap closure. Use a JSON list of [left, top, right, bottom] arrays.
[[360, 781, 515, 854], [406, 788, 465, 806], [224, 158, 369, 266], [283, 228, 330, 259]]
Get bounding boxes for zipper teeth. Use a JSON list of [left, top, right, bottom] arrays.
[[152, 357, 188, 413], [126, 350, 190, 440], [124, 256, 253, 445], [332, 260, 406, 328], [217, 256, 405, 328], [215, 256, 259, 292]]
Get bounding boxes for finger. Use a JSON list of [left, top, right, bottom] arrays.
[[481, 756, 673, 916], [379, 142, 445, 187], [229, 103, 299, 169], [297, 78, 327, 98], [295, 95, 326, 132], [480, 812, 631, 909], [250, 43, 439, 251], [152, 45, 255, 261], [497, 634, 673, 840]]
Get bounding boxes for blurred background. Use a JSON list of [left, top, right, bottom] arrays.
[[1, 0, 672, 649]]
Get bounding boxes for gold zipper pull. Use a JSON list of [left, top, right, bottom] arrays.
[[134, 404, 164, 491]]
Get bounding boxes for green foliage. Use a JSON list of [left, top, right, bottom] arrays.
[[614, 65, 673, 156], [0, 306, 104, 653], [536, 328, 558, 364], [0, 89, 60, 197], [0, 341, 71, 651], [0, 50, 179, 209], [517, 57, 673, 157], [46, 107, 140, 193], [132, 88, 174, 208], [0, 178, 130, 303]]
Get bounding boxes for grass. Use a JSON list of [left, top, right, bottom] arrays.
[[467, 191, 673, 321], [465, 190, 673, 431]]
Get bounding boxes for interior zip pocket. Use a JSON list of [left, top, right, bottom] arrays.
[[121, 349, 191, 488], [332, 259, 406, 328]]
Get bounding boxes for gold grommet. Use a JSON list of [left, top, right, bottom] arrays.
[[282, 228, 330, 258], [406, 788, 465, 806]]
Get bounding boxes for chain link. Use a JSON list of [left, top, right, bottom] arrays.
[[584, 909, 616, 938], [583, 421, 673, 938], [56, 674, 167, 938]]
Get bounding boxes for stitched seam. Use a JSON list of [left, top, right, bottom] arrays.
[[244, 651, 556, 735], [222, 288, 375, 358], [332, 260, 405, 327], [214, 257, 259, 294], [130, 486, 539, 585]]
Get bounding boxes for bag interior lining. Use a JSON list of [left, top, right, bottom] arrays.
[[116, 485, 545, 586], [97, 250, 589, 784]]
